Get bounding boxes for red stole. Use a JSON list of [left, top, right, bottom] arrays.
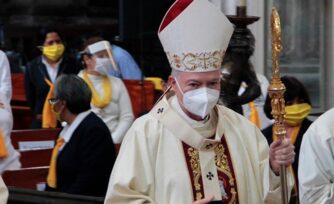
[[182, 135, 239, 203]]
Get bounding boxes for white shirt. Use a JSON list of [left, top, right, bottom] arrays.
[[298, 108, 334, 204], [59, 110, 91, 151], [0, 92, 20, 173], [41, 57, 61, 83], [0, 50, 12, 101], [78, 71, 134, 144]]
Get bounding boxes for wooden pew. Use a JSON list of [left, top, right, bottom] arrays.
[[9, 128, 58, 176], [4, 129, 59, 189], [123, 80, 155, 118], [11, 129, 59, 150], [11, 73, 27, 107], [10, 129, 58, 170], [3, 167, 49, 190], [11, 73, 33, 129], [20, 149, 53, 168], [5, 128, 122, 192], [11, 106, 33, 130]]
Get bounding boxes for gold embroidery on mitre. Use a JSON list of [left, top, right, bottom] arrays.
[[166, 50, 225, 71], [187, 147, 203, 200], [214, 144, 237, 204]]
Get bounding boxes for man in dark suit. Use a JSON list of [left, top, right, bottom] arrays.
[[46, 74, 116, 197]]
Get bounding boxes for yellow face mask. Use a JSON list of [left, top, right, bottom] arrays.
[[42, 44, 65, 61], [285, 103, 311, 126]]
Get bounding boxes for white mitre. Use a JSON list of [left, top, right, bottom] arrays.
[[158, 0, 234, 72]]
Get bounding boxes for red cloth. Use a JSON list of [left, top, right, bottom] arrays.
[[182, 135, 239, 203], [159, 0, 193, 32]]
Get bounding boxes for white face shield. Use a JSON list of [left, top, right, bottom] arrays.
[[87, 40, 119, 76]]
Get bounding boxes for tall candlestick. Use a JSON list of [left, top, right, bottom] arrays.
[[237, 0, 246, 7]]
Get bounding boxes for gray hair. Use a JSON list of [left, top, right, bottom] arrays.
[[54, 74, 92, 114]]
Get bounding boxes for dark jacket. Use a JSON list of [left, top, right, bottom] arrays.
[[47, 112, 116, 197], [24, 55, 80, 128]]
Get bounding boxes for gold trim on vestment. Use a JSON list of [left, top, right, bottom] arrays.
[[166, 50, 225, 71], [214, 144, 237, 204], [188, 147, 203, 200]]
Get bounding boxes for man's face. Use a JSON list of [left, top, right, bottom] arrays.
[[169, 70, 221, 114]]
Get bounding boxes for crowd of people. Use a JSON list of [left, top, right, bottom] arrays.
[[0, 0, 333, 203]]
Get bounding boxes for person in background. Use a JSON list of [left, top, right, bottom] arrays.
[[0, 50, 11, 101], [79, 37, 134, 144], [238, 73, 272, 130], [0, 92, 20, 173], [262, 75, 312, 203], [0, 50, 20, 173], [298, 108, 334, 204], [83, 33, 143, 80], [46, 74, 116, 197], [108, 43, 143, 80], [104, 0, 295, 203], [24, 28, 80, 129]]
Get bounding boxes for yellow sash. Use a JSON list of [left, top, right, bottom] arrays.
[[42, 78, 57, 128], [248, 101, 261, 128], [0, 129, 8, 159], [82, 71, 112, 108], [47, 137, 65, 188]]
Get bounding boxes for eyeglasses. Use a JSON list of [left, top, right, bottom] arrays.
[[48, 98, 59, 105]]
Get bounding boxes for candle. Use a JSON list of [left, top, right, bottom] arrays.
[[238, 0, 246, 7]]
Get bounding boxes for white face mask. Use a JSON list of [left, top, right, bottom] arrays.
[[175, 79, 220, 119], [94, 58, 113, 75]]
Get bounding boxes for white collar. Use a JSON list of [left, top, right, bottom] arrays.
[[41, 56, 62, 67], [170, 95, 216, 138], [59, 110, 91, 145]]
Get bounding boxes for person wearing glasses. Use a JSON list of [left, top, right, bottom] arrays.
[[46, 74, 116, 197], [78, 37, 134, 144], [25, 28, 80, 129]]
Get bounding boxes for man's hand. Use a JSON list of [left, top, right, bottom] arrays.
[[193, 195, 214, 204], [0, 102, 4, 109], [269, 138, 295, 174]]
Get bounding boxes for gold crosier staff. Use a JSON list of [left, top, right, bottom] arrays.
[[269, 7, 289, 204]]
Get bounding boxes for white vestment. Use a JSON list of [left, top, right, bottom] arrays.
[[0, 176, 8, 204], [78, 71, 134, 143], [0, 93, 20, 173], [0, 50, 12, 101], [105, 94, 293, 204], [298, 108, 334, 204]]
